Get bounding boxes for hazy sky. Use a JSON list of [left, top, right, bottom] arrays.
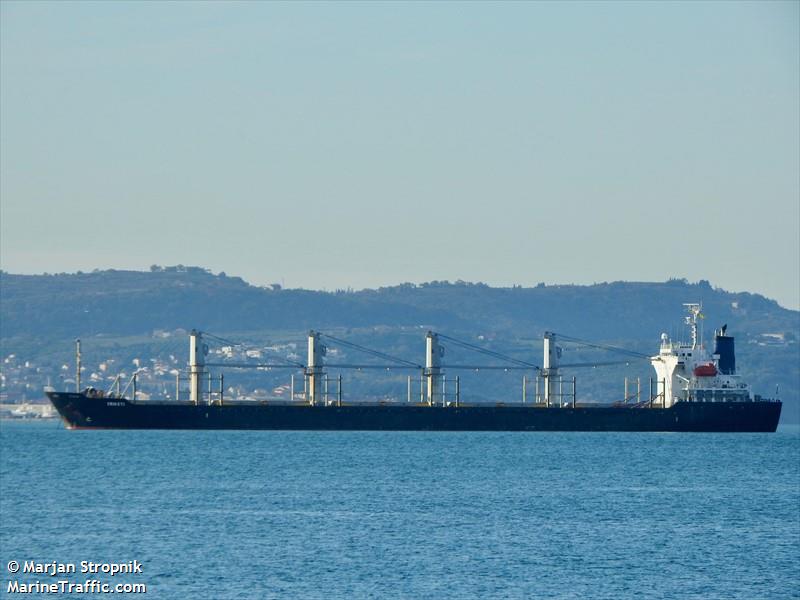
[[2, 1, 798, 308]]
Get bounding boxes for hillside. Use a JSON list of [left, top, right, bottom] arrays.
[[1, 267, 798, 422]]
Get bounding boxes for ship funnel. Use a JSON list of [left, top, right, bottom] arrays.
[[714, 328, 735, 375]]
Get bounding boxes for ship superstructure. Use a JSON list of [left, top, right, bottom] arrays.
[[652, 304, 754, 407]]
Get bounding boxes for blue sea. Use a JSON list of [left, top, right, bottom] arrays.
[[1, 422, 798, 599]]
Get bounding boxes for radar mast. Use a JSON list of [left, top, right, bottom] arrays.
[[682, 303, 703, 349]]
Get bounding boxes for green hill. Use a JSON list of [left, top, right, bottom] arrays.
[[1, 267, 797, 422]]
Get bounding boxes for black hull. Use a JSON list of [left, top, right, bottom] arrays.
[[47, 393, 782, 432]]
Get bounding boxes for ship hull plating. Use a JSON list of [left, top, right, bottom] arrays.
[[47, 393, 782, 432]]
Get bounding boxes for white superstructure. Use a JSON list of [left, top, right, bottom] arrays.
[[650, 303, 750, 408]]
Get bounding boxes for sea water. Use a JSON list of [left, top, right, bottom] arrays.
[[1, 421, 798, 599]]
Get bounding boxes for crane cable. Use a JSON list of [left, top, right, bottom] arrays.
[[319, 333, 422, 369], [434, 333, 540, 370], [201, 330, 305, 368], [551, 333, 652, 361]]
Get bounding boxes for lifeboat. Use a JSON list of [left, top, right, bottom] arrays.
[[694, 363, 717, 377]]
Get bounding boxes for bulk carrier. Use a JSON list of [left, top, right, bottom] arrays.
[[46, 304, 782, 432]]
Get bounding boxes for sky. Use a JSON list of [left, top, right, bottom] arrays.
[[1, 1, 798, 309]]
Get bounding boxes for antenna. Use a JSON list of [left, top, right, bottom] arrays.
[[682, 303, 702, 349], [75, 339, 82, 392]]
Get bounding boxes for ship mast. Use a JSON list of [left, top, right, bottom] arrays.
[[306, 331, 325, 405], [189, 330, 206, 404], [425, 332, 444, 406], [683, 303, 703, 349], [542, 332, 559, 406], [75, 338, 81, 393]]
